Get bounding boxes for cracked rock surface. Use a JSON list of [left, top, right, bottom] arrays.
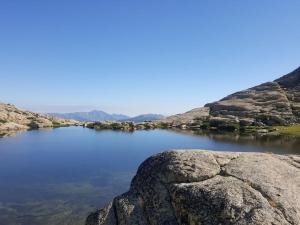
[[86, 150, 300, 225]]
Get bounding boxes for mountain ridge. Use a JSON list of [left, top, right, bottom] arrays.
[[48, 111, 164, 122], [48, 110, 130, 122]]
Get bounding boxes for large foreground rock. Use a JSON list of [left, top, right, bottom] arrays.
[[86, 150, 300, 225]]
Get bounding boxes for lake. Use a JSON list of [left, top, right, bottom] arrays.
[[0, 127, 299, 225]]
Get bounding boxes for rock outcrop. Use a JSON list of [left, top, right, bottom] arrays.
[[165, 67, 300, 128], [165, 107, 210, 125], [0, 103, 80, 135], [86, 150, 300, 225], [85, 121, 157, 131], [275, 67, 300, 121]]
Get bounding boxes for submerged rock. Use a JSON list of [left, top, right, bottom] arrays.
[[87, 150, 300, 225]]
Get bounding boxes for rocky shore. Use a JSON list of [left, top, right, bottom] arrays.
[[0, 103, 80, 136], [163, 67, 300, 133], [84, 121, 157, 131], [86, 150, 300, 225]]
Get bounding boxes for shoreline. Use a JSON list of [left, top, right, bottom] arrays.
[[2, 120, 300, 139]]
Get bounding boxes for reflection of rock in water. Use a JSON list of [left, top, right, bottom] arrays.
[[0, 130, 19, 138], [205, 133, 300, 154], [168, 128, 300, 154]]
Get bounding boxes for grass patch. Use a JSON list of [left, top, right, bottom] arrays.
[[275, 125, 300, 136], [239, 125, 270, 134], [52, 122, 66, 128], [156, 122, 169, 129]]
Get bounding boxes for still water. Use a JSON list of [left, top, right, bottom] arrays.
[[0, 127, 299, 225]]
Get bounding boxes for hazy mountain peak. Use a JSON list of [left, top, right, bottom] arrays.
[[47, 111, 164, 122]]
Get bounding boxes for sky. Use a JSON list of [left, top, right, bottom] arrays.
[[0, 0, 300, 116]]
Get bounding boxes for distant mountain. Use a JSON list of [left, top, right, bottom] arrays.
[[48, 110, 130, 122], [120, 114, 165, 122], [48, 111, 165, 122]]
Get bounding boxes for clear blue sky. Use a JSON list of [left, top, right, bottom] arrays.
[[1, 0, 299, 116]]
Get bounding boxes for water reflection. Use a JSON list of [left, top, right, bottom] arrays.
[[169, 129, 300, 154], [0, 127, 299, 225]]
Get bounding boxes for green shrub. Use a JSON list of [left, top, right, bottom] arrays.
[[156, 122, 169, 129], [52, 122, 62, 127], [218, 123, 240, 132], [209, 119, 240, 132], [200, 121, 210, 130], [0, 119, 7, 123], [27, 121, 39, 129]]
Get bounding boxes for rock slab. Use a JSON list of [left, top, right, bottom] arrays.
[[165, 67, 300, 126], [86, 150, 300, 225]]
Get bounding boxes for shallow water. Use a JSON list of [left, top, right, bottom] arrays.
[[0, 127, 299, 225]]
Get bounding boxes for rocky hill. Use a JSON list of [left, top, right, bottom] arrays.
[[86, 150, 300, 225], [165, 67, 300, 129], [0, 103, 79, 135]]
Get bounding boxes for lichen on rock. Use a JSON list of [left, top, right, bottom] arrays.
[[86, 150, 300, 225]]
